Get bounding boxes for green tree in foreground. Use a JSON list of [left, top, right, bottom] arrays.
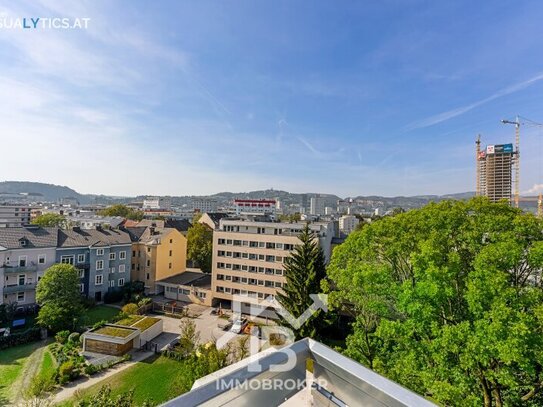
[[36, 264, 83, 332], [187, 222, 213, 273], [77, 385, 152, 407], [276, 224, 327, 339], [31, 213, 66, 227], [98, 204, 143, 221], [327, 198, 543, 406]]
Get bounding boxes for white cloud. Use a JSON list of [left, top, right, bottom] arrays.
[[524, 184, 543, 195]]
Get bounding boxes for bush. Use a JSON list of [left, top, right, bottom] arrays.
[[55, 330, 70, 344], [0, 327, 41, 350], [81, 297, 96, 308], [137, 297, 152, 307], [84, 363, 98, 375], [68, 332, 80, 344], [27, 375, 55, 398], [58, 360, 78, 384], [121, 303, 139, 315], [92, 320, 107, 330]]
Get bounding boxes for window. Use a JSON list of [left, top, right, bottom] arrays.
[[109, 253, 116, 260], [18, 256, 27, 267], [169, 250, 172, 256], [132, 251, 136, 257], [258, 242, 266, 248], [96, 260, 104, 270], [147, 247, 151, 253], [79, 284, 84, 293], [95, 275, 103, 285], [146, 273, 150, 280], [18, 274, 25, 285], [38, 255, 46, 264], [96, 248, 104, 256], [61, 255, 74, 265], [77, 254, 85, 263], [168, 263, 172, 269], [119, 278, 125, 286], [110, 267, 115, 273], [78, 269, 85, 278], [109, 280, 115, 288], [146, 260, 150, 267], [119, 264, 125, 273], [119, 251, 126, 260], [17, 292, 25, 302], [170, 239, 173, 244]]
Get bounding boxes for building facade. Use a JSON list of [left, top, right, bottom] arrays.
[[310, 196, 325, 216], [232, 199, 276, 215], [0, 227, 57, 309], [143, 197, 172, 210], [56, 227, 132, 302], [0, 204, 33, 228], [339, 215, 359, 235], [476, 140, 514, 203], [192, 199, 218, 213], [211, 219, 335, 316], [128, 226, 187, 295]]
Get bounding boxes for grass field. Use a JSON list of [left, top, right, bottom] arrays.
[[37, 347, 56, 382], [67, 355, 192, 406], [0, 341, 45, 404], [82, 305, 120, 326]]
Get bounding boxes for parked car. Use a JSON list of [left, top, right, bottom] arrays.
[[230, 318, 248, 334]]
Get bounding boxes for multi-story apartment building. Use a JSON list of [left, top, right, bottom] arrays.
[[310, 196, 325, 216], [127, 226, 187, 295], [211, 219, 335, 317], [339, 215, 359, 235], [143, 197, 171, 210], [0, 226, 57, 309], [56, 227, 132, 302], [0, 204, 34, 228], [192, 198, 218, 213], [232, 199, 276, 216]]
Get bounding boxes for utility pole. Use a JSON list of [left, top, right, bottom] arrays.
[[475, 135, 481, 196], [501, 116, 520, 208]]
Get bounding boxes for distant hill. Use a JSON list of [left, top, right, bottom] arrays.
[[0, 181, 480, 209], [0, 181, 90, 204]]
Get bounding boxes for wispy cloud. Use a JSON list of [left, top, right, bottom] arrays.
[[524, 184, 543, 195], [406, 71, 543, 130]]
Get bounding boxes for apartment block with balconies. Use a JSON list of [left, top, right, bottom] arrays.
[[211, 219, 335, 317], [0, 226, 58, 309]]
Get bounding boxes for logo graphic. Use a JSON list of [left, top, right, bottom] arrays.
[[216, 293, 328, 374]]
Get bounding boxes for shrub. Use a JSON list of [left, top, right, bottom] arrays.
[[0, 327, 41, 350], [68, 332, 80, 344], [58, 360, 79, 384], [104, 290, 124, 304], [137, 297, 151, 307], [92, 320, 107, 330], [27, 375, 55, 398], [55, 330, 70, 344], [121, 303, 138, 315], [84, 363, 98, 375]]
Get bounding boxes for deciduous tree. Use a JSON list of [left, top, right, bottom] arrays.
[[31, 213, 66, 227], [187, 222, 213, 273], [327, 198, 543, 406]]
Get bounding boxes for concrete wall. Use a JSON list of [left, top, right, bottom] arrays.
[[137, 319, 163, 347]]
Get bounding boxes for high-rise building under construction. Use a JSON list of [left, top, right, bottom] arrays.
[[476, 136, 515, 203]]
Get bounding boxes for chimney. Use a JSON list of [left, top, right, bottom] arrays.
[[96, 225, 103, 231], [72, 226, 81, 232], [149, 226, 156, 235]]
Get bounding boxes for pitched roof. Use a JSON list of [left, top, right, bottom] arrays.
[[58, 228, 132, 248], [123, 226, 148, 242], [202, 212, 229, 227], [164, 219, 192, 232], [157, 271, 211, 288], [0, 227, 58, 250]]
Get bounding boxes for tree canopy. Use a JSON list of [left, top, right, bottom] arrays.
[[276, 224, 327, 339], [327, 198, 543, 406], [36, 263, 83, 332], [31, 213, 66, 228], [97, 204, 143, 221], [187, 222, 213, 273]]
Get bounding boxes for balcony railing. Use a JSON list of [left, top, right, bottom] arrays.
[[1, 264, 38, 273], [3, 282, 37, 293]]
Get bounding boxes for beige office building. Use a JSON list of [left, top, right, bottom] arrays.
[[211, 219, 335, 317]]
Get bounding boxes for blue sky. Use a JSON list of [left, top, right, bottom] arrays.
[[1, 0, 543, 197]]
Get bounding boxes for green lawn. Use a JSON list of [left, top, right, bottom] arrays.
[[82, 305, 120, 326], [0, 341, 44, 404], [68, 355, 192, 406], [37, 347, 56, 382]]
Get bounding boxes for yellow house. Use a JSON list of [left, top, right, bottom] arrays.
[[127, 226, 187, 294]]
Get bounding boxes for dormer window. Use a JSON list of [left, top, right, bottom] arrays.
[[19, 238, 28, 247]]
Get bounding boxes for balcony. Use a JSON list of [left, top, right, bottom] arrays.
[[3, 282, 37, 293], [1, 264, 38, 273]]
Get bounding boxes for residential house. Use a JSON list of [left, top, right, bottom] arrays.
[[57, 227, 132, 302], [198, 212, 229, 230], [0, 226, 57, 309], [126, 226, 187, 295]]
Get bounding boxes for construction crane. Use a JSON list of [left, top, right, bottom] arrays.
[[501, 116, 543, 214]]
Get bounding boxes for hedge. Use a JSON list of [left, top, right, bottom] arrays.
[[0, 327, 41, 350]]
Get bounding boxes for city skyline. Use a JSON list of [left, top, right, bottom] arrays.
[[2, 1, 543, 197]]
